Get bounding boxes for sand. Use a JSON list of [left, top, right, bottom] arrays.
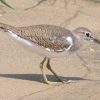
[[0, 0, 100, 100]]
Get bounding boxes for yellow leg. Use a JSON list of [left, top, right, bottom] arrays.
[[40, 57, 51, 84], [40, 58, 69, 85], [46, 58, 64, 83]]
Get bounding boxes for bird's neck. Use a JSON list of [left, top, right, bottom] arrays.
[[70, 36, 84, 52]]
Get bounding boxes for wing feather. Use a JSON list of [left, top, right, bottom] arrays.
[[12, 25, 72, 52]]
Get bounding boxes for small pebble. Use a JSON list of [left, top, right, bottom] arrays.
[[0, 14, 3, 16], [90, 48, 95, 52]]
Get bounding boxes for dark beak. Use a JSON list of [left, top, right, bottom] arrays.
[[90, 36, 100, 44]]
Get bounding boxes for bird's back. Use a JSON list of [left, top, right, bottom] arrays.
[[14, 25, 74, 52], [0, 23, 77, 53]]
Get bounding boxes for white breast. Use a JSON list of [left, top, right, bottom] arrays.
[[66, 36, 73, 45], [66, 36, 73, 50]]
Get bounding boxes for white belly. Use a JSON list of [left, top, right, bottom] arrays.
[[7, 30, 71, 58]]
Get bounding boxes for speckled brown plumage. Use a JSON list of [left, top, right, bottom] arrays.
[[0, 23, 76, 52], [0, 22, 99, 84]]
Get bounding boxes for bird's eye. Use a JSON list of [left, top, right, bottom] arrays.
[[85, 32, 91, 37]]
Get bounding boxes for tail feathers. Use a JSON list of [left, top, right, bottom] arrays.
[[0, 22, 15, 32]]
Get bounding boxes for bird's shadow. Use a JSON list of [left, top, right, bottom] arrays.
[[0, 73, 87, 83]]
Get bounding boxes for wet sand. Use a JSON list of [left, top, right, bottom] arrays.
[[0, 0, 100, 100]]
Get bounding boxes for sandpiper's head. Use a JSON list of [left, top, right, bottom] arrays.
[[73, 27, 100, 44]]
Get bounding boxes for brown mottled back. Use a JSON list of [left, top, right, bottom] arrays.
[[0, 23, 75, 51]]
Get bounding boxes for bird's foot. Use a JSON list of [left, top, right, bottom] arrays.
[[41, 79, 63, 85], [62, 80, 72, 84], [41, 79, 71, 85]]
